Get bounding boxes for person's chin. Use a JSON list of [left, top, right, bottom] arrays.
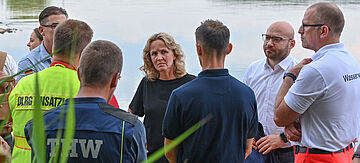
[[157, 67, 169, 72], [265, 52, 275, 58]]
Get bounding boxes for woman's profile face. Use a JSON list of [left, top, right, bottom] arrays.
[[27, 31, 42, 51], [149, 39, 176, 74]]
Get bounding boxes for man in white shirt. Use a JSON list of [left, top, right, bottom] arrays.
[[274, 2, 360, 163], [0, 51, 17, 76], [244, 21, 297, 163]]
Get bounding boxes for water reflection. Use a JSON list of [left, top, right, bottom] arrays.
[[214, 0, 360, 5], [0, 0, 359, 109], [5, 0, 48, 19]]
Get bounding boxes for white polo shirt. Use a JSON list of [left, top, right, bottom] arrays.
[[284, 43, 360, 151], [244, 55, 297, 148]]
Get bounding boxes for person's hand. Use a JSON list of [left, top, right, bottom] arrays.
[[284, 121, 301, 142], [0, 121, 12, 135], [288, 58, 312, 77], [0, 136, 10, 152], [245, 139, 253, 159], [252, 138, 258, 150], [255, 135, 285, 154]]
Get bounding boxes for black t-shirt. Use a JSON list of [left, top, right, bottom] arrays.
[[129, 74, 195, 158]]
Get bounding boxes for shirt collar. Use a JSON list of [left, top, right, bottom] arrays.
[[311, 43, 344, 62], [198, 69, 229, 77], [263, 55, 294, 71], [63, 97, 107, 105], [50, 61, 76, 70], [39, 42, 53, 62]]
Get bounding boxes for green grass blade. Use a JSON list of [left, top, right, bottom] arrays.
[[31, 73, 46, 163], [59, 30, 77, 163], [143, 114, 213, 163], [48, 106, 66, 163], [59, 98, 75, 163]]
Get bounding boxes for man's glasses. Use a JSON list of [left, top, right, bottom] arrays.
[[41, 23, 59, 28], [262, 34, 292, 44], [301, 24, 331, 32]]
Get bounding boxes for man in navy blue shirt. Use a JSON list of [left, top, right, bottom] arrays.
[[162, 19, 258, 163], [25, 40, 147, 162]]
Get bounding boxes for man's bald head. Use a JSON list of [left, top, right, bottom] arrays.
[[267, 21, 294, 39], [263, 21, 295, 68]]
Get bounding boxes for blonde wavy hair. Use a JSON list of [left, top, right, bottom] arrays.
[[140, 33, 186, 81]]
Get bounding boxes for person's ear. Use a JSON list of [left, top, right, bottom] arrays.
[[196, 43, 202, 57], [77, 67, 81, 82], [38, 26, 45, 37], [110, 72, 120, 88], [319, 25, 330, 39], [226, 43, 233, 55], [289, 39, 296, 49]]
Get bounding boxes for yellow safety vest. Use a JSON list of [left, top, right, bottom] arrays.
[[9, 62, 80, 163]]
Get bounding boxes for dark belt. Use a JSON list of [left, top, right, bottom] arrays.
[[295, 144, 353, 154]]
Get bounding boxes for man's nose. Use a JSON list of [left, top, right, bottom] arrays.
[[298, 26, 304, 34], [265, 39, 274, 46]]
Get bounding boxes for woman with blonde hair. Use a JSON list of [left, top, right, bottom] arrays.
[[129, 32, 195, 163]]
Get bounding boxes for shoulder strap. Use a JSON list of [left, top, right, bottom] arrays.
[[98, 103, 138, 125], [0, 51, 7, 72]]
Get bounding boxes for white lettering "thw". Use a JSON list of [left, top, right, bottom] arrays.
[[47, 138, 103, 159]]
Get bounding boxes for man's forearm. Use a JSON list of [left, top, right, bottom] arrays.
[[274, 77, 294, 112]]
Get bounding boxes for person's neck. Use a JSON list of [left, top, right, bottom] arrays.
[[267, 54, 289, 70], [52, 54, 79, 68], [43, 40, 52, 54], [201, 55, 225, 71], [159, 70, 176, 80], [314, 37, 340, 52], [76, 86, 111, 102]]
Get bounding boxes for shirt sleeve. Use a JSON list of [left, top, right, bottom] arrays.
[[133, 120, 147, 163], [129, 78, 145, 117], [162, 92, 182, 140], [4, 54, 17, 76], [284, 65, 327, 114], [17, 58, 34, 81]]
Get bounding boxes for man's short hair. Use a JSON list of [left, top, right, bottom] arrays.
[[39, 6, 68, 25], [53, 19, 93, 59], [79, 40, 123, 87], [195, 19, 230, 56], [308, 2, 344, 36]]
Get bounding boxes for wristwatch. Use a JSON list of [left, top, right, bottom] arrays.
[[283, 72, 297, 82], [280, 132, 288, 143]]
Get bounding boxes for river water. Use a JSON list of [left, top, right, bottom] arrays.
[[1, 0, 360, 109]]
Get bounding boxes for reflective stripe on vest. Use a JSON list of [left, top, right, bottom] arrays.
[[14, 135, 31, 150]]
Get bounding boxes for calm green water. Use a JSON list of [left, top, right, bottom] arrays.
[[1, 0, 360, 109]]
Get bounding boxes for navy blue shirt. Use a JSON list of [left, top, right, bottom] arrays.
[[163, 69, 258, 163], [25, 97, 147, 163]]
